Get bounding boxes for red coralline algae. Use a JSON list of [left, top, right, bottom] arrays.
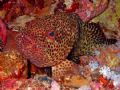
[[25, 0, 44, 9], [0, 50, 28, 81], [53, 0, 109, 22], [75, 0, 109, 22], [99, 75, 109, 86], [65, 2, 79, 13], [0, 78, 47, 90], [54, 0, 66, 13]]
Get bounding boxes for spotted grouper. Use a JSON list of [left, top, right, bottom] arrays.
[[16, 13, 117, 79]]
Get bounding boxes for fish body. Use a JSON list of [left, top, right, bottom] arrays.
[[16, 13, 79, 67], [16, 13, 117, 78]]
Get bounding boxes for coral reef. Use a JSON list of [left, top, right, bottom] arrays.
[[0, 78, 48, 90], [0, 50, 27, 81], [0, 0, 120, 90], [75, 0, 109, 22], [92, 0, 120, 39], [52, 0, 109, 22]]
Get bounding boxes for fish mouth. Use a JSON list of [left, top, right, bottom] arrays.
[[16, 33, 34, 49], [16, 34, 48, 66]]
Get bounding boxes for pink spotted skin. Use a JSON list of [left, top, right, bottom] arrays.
[[16, 13, 79, 67], [75, 0, 109, 22], [0, 18, 7, 49]]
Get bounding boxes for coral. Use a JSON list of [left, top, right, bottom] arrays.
[[64, 0, 73, 9], [0, 50, 27, 81], [0, 78, 48, 90], [94, 42, 120, 68], [35, 75, 52, 83], [92, 0, 120, 39], [3, 30, 18, 51], [75, 41, 120, 89], [62, 75, 90, 88], [89, 61, 99, 71], [112, 74, 120, 88], [52, 0, 109, 22], [99, 66, 120, 88], [0, 0, 9, 8], [54, 0, 66, 13], [99, 66, 112, 79], [1, 0, 53, 23], [90, 82, 103, 90], [0, 10, 6, 19], [77, 85, 91, 90], [51, 81, 60, 90], [75, 0, 109, 22], [8, 15, 35, 31]]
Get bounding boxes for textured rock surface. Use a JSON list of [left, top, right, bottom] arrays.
[[92, 0, 120, 39], [0, 50, 27, 81], [75, 0, 109, 22]]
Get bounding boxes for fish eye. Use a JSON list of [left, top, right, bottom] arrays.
[[49, 31, 55, 37]]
